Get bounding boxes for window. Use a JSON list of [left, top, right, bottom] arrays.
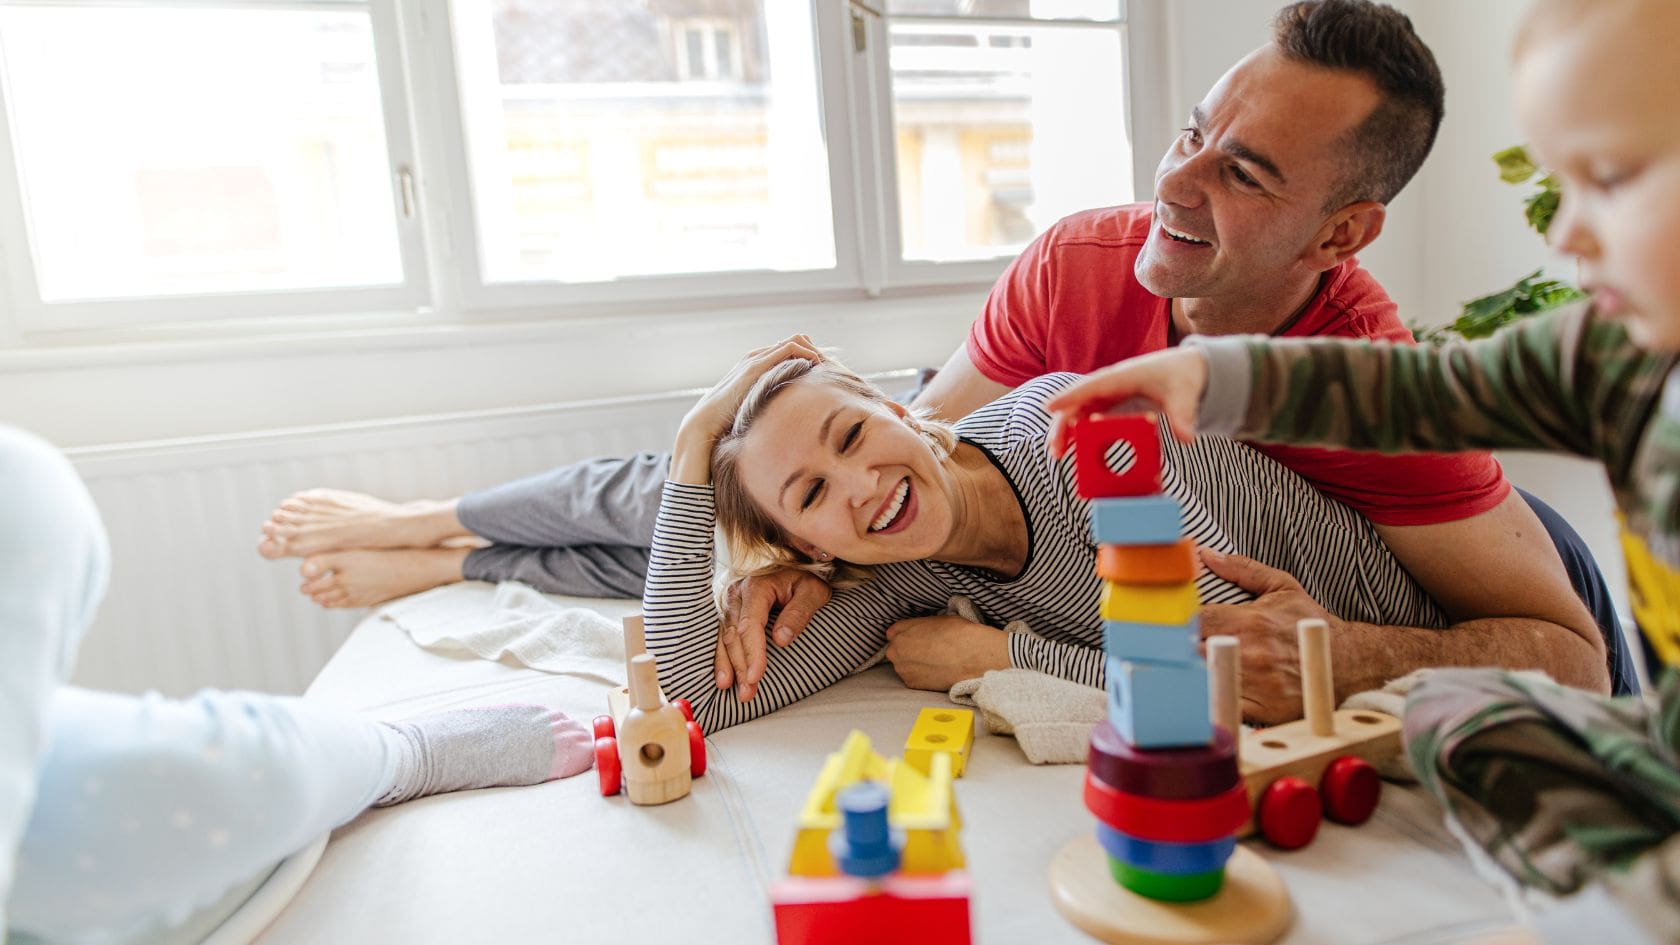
[[0, 0, 1132, 335]]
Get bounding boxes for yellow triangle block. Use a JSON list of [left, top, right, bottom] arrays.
[[787, 730, 965, 877]]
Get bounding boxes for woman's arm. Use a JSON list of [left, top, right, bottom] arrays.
[[642, 482, 929, 731]]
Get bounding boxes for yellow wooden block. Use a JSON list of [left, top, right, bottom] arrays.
[[903, 707, 975, 779], [1099, 580, 1199, 625], [787, 730, 965, 876]]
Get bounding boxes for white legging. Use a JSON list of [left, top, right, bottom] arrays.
[[1, 427, 404, 944]]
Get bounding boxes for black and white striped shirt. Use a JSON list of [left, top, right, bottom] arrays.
[[644, 374, 1446, 732]]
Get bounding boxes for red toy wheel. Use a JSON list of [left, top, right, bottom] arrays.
[[592, 714, 615, 740], [673, 697, 695, 723], [1321, 755, 1382, 825], [594, 737, 621, 796], [687, 721, 706, 778], [1257, 776, 1321, 849]]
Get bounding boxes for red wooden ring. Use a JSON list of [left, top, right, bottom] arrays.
[[673, 697, 696, 724], [1320, 755, 1381, 825], [1088, 722, 1239, 800], [1083, 771, 1249, 843]]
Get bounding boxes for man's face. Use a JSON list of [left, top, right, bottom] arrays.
[[1134, 45, 1383, 306], [1518, 0, 1680, 351]]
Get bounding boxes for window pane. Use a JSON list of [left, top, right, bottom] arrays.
[[890, 21, 1131, 262], [887, 0, 1122, 22], [0, 4, 402, 302], [457, 0, 834, 284]]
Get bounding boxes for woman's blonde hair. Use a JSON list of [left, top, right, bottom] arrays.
[[711, 357, 957, 591]]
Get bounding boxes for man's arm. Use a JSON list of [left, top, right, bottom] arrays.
[[1369, 494, 1607, 691], [1202, 493, 1608, 723], [909, 343, 1013, 422]]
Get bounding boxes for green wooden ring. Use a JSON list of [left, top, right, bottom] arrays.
[[1107, 857, 1225, 902]]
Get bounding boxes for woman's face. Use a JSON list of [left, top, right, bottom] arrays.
[[735, 376, 954, 565]]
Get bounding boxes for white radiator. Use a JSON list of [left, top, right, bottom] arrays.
[[66, 370, 920, 697]]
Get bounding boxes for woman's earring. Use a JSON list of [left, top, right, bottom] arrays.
[[816, 551, 833, 562]]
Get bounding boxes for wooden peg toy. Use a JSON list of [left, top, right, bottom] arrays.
[[593, 615, 706, 803], [1228, 621, 1401, 845]]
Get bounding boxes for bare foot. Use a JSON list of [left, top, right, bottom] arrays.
[[258, 489, 467, 559], [298, 548, 473, 609]]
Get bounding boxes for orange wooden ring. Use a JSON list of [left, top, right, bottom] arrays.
[[1095, 540, 1199, 585], [1082, 771, 1249, 843]]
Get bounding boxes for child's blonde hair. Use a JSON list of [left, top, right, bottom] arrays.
[[711, 357, 957, 591]]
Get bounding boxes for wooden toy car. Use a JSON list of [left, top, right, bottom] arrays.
[[592, 615, 706, 804]]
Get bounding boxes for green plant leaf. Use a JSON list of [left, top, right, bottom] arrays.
[[1525, 175, 1562, 236], [1493, 145, 1537, 184], [1451, 270, 1585, 340]]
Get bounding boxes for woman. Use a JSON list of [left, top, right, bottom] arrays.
[[642, 336, 1447, 733]]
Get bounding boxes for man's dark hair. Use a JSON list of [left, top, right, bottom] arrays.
[[1272, 0, 1445, 209]]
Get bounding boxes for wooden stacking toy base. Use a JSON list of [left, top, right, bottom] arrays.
[[1048, 836, 1291, 945]]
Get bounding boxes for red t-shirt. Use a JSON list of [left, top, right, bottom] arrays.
[[968, 203, 1509, 526]]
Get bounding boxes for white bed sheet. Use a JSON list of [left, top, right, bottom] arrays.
[[243, 583, 1518, 945]]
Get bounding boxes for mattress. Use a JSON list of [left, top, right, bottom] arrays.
[[239, 583, 1517, 945]]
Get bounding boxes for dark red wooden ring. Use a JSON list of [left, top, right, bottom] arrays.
[[1087, 722, 1239, 800]]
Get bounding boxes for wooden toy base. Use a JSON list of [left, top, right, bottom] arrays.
[[1048, 835, 1291, 945]]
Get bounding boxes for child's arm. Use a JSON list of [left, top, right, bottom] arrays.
[[1530, 831, 1680, 945], [1193, 302, 1673, 484], [1047, 302, 1674, 482]]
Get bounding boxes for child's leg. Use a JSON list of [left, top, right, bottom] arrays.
[[9, 687, 592, 942], [0, 426, 109, 929]]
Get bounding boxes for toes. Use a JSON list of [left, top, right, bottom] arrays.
[[257, 536, 286, 560]]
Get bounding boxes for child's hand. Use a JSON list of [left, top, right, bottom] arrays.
[[1045, 347, 1210, 456]]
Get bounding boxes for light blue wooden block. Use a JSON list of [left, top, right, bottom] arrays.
[[1104, 618, 1199, 665], [1089, 495, 1182, 545], [1107, 656, 1212, 749]]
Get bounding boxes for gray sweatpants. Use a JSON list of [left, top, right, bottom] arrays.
[[456, 451, 670, 598]]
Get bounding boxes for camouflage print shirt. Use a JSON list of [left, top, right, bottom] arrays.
[[1195, 301, 1680, 667], [1194, 301, 1680, 945]]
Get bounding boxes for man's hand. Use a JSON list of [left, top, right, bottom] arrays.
[[1197, 549, 1341, 725], [884, 616, 1012, 691], [714, 569, 832, 701]]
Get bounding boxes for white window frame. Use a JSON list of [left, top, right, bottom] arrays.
[[854, 2, 1134, 292], [673, 17, 745, 82], [0, 0, 1141, 341], [0, 0, 431, 336]]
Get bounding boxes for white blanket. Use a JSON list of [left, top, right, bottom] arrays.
[[379, 582, 627, 686]]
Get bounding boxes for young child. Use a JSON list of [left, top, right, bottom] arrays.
[[0, 425, 596, 943], [1046, 1, 1679, 941]]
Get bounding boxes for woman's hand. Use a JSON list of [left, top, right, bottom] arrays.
[[1045, 347, 1210, 457], [669, 335, 824, 485]]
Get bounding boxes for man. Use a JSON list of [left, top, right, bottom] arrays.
[[262, 0, 1627, 722]]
